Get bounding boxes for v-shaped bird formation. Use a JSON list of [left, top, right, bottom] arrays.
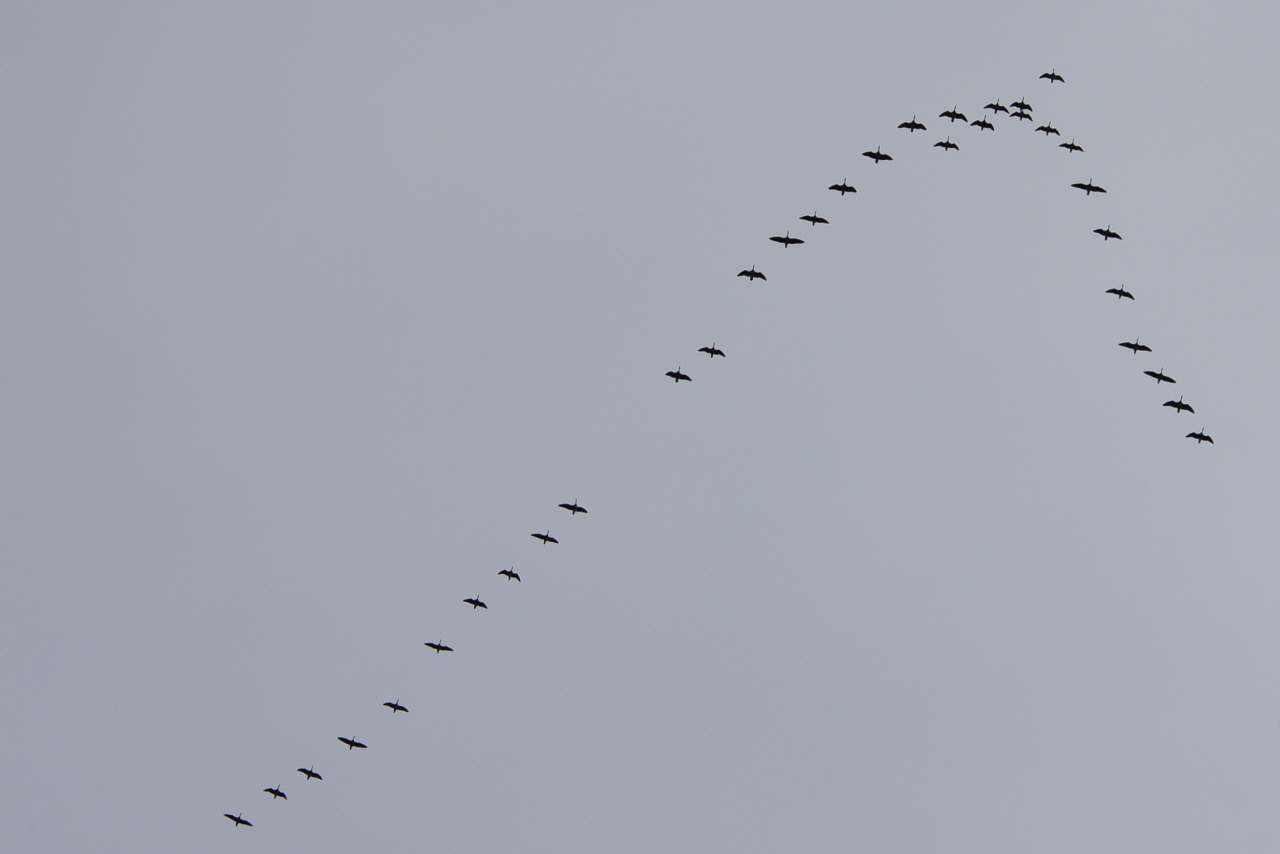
[[222, 67, 1213, 831]]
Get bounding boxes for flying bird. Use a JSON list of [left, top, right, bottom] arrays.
[[898, 116, 926, 132], [1186, 430, 1214, 444], [970, 117, 994, 131], [296, 766, 322, 781], [737, 266, 766, 281], [799, 211, 829, 226], [499, 567, 521, 581], [698, 344, 726, 358], [939, 107, 967, 122], [338, 736, 367, 750], [933, 137, 959, 151], [984, 100, 1009, 114], [1010, 98, 1033, 112], [1163, 397, 1195, 414], [1144, 369, 1176, 384], [558, 500, 588, 514], [664, 368, 691, 383], [1041, 69, 1065, 83], [224, 813, 253, 828], [828, 180, 857, 195], [1094, 226, 1122, 241], [463, 596, 488, 610], [1035, 122, 1061, 136], [531, 530, 560, 542], [1118, 339, 1151, 354], [1071, 180, 1107, 195], [424, 640, 454, 653], [1010, 110, 1033, 121], [862, 147, 892, 163], [264, 787, 287, 800], [769, 232, 804, 247], [1060, 139, 1083, 152], [383, 700, 408, 713], [1105, 285, 1135, 300]]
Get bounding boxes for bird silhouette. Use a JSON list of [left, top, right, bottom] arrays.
[[799, 211, 829, 225], [1118, 339, 1152, 354], [1071, 180, 1106, 195], [970, 117, 994, 131], [463, 596, 488, 610], [1186, 430, 1214, 444], [425, 641, 454, 653], [1035, 122, 1060, 136], [1094, 226, 1122, 241], [862, 147, 893, 163], [933, 137, 959, 151], [737, 266, 766, 281], [264, 787, 287, 800], [558, 500, 588, 514], [665, 368, 691, 383], [499, 567, 521, 582], [984, 100, 1009, 114], [769, 232, 804, 247], [224, 813, 253, 827], [296, 766, 322, 781], [1010, 110, 1033, 121], [1041, 69, 1065, 83], [698, 344, 726, 358], [383, 700, 408, 713], [898, 116, 927, 132], [1144, 368, 1176, 384], [1105, 285, 1135, 300], [828, 180, 857, 195], [1010, 98, 1033, 112], [939, 107, 967, 122], [531, 530, 560, 543], [338, 736, 367, 750], [1060, 139, 1083, 152], [1164, 397, 1195, 414]]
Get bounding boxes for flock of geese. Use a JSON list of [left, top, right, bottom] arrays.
[[222, 67, 1211, 831]]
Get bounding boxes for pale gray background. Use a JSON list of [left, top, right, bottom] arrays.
[[3, 3, 1278, 852]]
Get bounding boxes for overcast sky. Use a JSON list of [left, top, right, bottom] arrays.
[[4, 4, 1280, 853]]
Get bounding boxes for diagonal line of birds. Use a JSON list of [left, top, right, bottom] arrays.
[[221, 66, 1212, 830]]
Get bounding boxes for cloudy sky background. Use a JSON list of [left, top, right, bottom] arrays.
[[4, 3, 1280, 852]]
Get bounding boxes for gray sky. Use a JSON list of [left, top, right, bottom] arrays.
[[3, 3, 1280, 852]]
